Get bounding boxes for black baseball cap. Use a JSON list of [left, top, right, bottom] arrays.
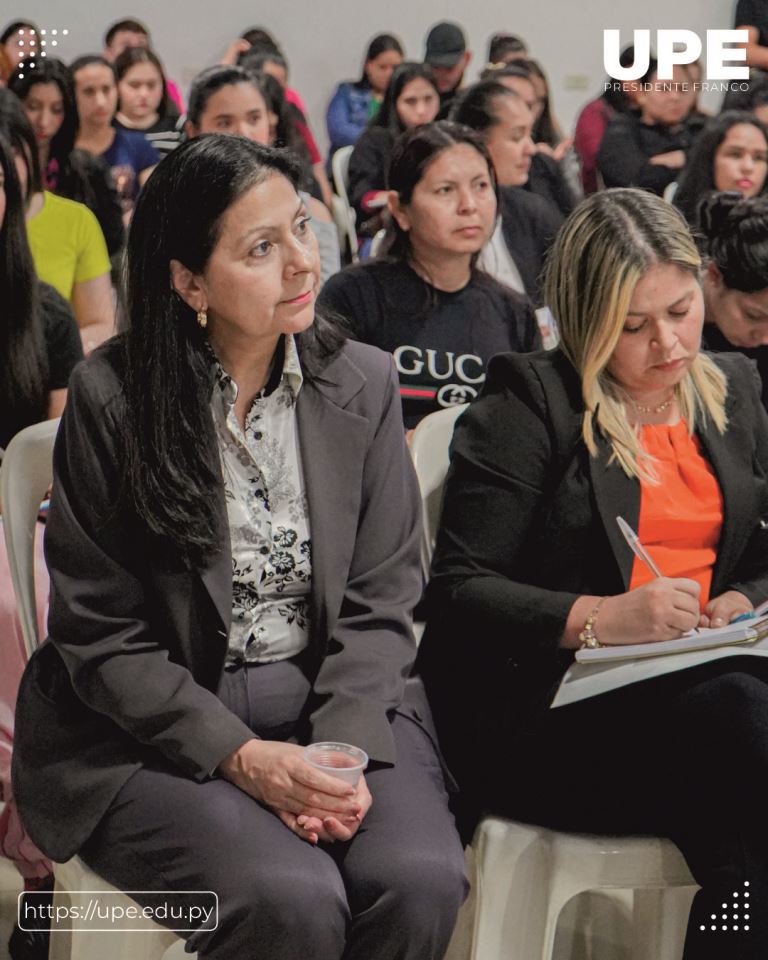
[[424, 22, 466, 67]]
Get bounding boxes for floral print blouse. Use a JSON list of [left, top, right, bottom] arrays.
[[210, 335, 312, 664]]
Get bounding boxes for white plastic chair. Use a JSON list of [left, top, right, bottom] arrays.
[[331, 145, 359, 262], [408, 406, 699, 960], [369, 227, 387, 259], [0, 420, 186, 960], [409, 404, 466, 582], [663, 181, 679, 204]]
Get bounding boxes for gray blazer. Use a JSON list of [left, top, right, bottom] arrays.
[[13, 337, 431, 861]]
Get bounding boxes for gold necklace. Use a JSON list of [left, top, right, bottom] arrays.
[[632, 394, 675, 414]]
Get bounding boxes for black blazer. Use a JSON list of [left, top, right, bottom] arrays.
[[418, 348, 768, 801], [13, 337, 433, 862], [498, 186, 563, 305]]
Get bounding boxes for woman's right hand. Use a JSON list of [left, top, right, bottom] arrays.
[[597, 578, 701, 645], [217, 740, 363, 841]]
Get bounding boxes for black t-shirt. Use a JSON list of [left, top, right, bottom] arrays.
[[318, 260, 540, 428], [0, 284, 83, 451], [736, 0, 768, 46]]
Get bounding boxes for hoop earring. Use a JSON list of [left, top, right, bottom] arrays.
[[197, 310, 208, 329]]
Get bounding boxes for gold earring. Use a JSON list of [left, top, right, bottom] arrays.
[[197, 309, 208, 329]]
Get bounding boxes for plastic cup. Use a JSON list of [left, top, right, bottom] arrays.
[[303, 742, 368, 786]]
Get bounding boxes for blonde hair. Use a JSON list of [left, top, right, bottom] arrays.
[[543, 188, 728, 481]]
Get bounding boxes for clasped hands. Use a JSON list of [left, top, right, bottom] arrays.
[[218, 739, 371, 845]]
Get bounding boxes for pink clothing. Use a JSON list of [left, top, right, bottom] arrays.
[[285, 86, 307, 116], [166, 78, 184, 114], [574, 97, 611, 194], [0, 522, 51, 880], [286, 88, 322, 165]]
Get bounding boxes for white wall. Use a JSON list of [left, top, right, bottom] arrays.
[[12, 0, 735, 152]]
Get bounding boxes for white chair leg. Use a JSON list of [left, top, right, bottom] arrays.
[[632, 887, 694, 960]]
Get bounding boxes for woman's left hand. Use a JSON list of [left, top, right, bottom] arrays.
[[279, 774, 373, 844], [699, 590, 753, 628]]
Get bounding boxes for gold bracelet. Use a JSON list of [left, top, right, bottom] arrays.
[[578, 597, 606, 649]]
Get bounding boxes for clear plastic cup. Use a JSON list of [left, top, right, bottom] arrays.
[[303, 742, 368, 786]]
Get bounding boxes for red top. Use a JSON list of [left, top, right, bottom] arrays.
[[628, 421, 723, 609]]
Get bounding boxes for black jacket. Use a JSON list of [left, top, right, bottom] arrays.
[[598, 112, 705, 195], [418, 349, 768, 815], [347, 127, 394, 234], [524, 152, 577, 218], [499, 186, 563, 303]]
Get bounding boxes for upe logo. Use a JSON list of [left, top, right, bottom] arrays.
[[603, 30, 749, 81]]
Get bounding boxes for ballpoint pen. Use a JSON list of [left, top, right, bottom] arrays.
[[616, 516, 700, 632]]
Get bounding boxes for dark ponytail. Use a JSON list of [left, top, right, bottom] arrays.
[[699, 192, 768, 292]]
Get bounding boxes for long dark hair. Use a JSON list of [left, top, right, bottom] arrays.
[[9, 57, 78, 171], [450, 80, 523, 132], [384, 120, 498, 263], [699, 191, 768, 292], [513, 59, 560, 146], [675, 112, 768, 226], [0, 88, 41, 199], [121, 135, 344, 563], [186, 64, 265, 130], [114, 46, 173, 119], [370, 62, 438, 135], [1, 20, 38, 45], [357, 33, 404, 88], [0, 134, 48, 441]]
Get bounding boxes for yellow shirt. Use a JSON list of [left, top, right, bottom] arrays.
[[26, 191, 110, 302]]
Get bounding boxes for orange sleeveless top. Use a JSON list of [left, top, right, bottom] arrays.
[[628, 421, 723, 610]]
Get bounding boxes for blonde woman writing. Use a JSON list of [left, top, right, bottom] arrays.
[[420, 188, 768, 959]]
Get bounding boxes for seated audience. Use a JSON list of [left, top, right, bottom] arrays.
[[114, 47, 182, 157], [102, 17, 184, 113], [0, 90, 113, 352], [451, 80, 563, 302], [598, 60, 704, 195], [320, 122, 539, 428], [225, 27, 314, 130], [239, 47, 333, 209], [699, 191, 768, 410], [9, 57, 124, 256], [184, 65, 339, 286], [347, 62, 439, 238], [71, 55, 159, 219], [326, 34, 404, 160], [574, 46, 639, 194], [11, 133, 467, 960], [675, 112, 768, 227], [483, 62, 577, 216], [419, 188, 768, 960], [424, 21, 471, 118], [0, 132, 82, 960], [0, 21, 38, 72]]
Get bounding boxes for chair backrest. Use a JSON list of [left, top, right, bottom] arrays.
[[409, 405, 466, 581], [331, 145, 359, 262], [369, 228, 387, 259], [0, 419, 59, 657], [663, 180, 679, 204]]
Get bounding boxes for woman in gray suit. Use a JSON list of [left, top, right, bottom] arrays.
[[12, 135, 466, 960]]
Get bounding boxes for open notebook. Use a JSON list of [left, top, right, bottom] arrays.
[[552, 602, 768, 708]]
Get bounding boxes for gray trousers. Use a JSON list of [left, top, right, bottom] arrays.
[[79, 658, 468, 959]]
